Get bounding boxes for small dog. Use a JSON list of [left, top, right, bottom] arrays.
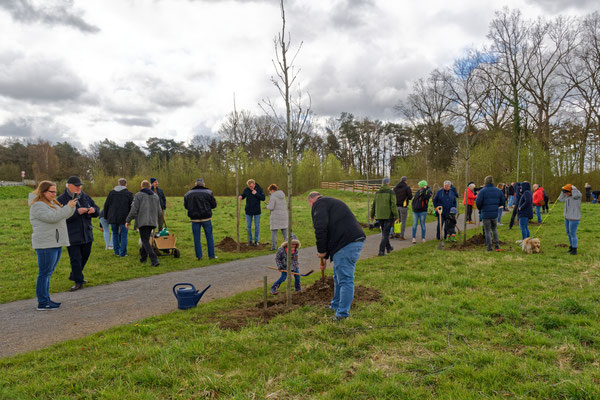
[[521, 237, 541, 254]]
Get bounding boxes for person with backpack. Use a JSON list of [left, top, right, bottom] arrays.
[[411, 180, 432, 244], [392, 176, 412, 240], [532, 184, 545, 223], [371, 178, 399, 256]]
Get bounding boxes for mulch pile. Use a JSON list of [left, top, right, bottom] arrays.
[[445, 233, 509, 251], [216, 236, 271, 252], [211, 276, 380, 330]]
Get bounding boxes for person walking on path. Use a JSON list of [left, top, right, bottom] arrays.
[[150, 178, 167, 211], [433, 180, 458, 240], [532, 184, 545, 223], [476, 176, 505, 251], [393, 176, 412, 240], [270, 234, 301, 294], [184, 178, 217, 260], [266, 184, 288, 250], [103, 178, 133, 257], [463, 182, 476, 223], [371, 177, 399, 256], [559, 184, 582, 255], [239, 179, 265, 246], [126, 180, 163, 267], [308, 191, 365, 321], [98, 209, 112, 250], [57, 176, 99, 292], [411, 180, 432, 243], [517, 181, 533, 240], [29, 181, 77, 310]]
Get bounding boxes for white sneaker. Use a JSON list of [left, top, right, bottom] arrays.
[[412, 238, 416, 244], [422, 238, 426, 243]]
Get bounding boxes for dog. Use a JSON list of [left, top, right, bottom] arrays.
[[520, 237, 541, 254]]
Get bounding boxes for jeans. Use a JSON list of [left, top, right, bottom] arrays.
[[482, 218, 499, 250], [331, 240, 364, 318], [99, 216, 112, 248], [271, 266, 301, 292], [270, 228, 288, 250], [396, 206, 408, 237], [519, 217, 530, 240], [377, 218, 393, 254], [246, 214, 261, 243], [535, 206, 542, 223], [508, 195, 514, 207], [565, 219, 579, 248], [192, 220, 215, 259], [35, 247, 62, 305], [497, 208, 503, 223], [110, 223, 128, 257], [67, 242, 92, 284], [139, 226, 158, 264], [412, 211, 427, 239]]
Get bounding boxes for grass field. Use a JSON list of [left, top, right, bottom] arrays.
[[2, 198, 600, 398]]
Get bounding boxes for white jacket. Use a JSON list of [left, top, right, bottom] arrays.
[[29, 193, 75, 249]]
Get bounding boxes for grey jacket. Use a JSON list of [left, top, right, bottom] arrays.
[[266, 190, 288, 230], [29, 193, 76, 249], [559, 186, 582, 220], [126, 190, 163, 230]]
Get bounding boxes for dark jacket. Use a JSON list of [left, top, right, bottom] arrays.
[[508, 184, 515, 196], [517, 182, 533, 219], [412, 187, 432, 213], [104, 186, 133, 225], [184, 186, 217, 220], [241, 184, 266, 215], [311, 196, 365, 260], [475, 183, 505, 219], [393, 181, 413, 207], [152, 186, 167, 210], [432, 188, 457, 216], [57, 189, 99, 245]]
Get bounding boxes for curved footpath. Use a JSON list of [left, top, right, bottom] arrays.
[[0, 216, 474, 358]]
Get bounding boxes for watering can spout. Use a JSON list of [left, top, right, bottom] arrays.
[[194, 284, 211, 305]]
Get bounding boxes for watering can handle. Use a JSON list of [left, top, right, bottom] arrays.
[[173, 283, 195, 296]]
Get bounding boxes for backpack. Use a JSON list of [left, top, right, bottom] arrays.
[[412, 189, 429, 212]]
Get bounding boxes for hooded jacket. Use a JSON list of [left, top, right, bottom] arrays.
[[266, 190, 288, 230], [241, 183, 266, 215], [29, 193, 75, 249], [393, 181, 413, 207], [104, 185, 134, 225], [56, 189, 99, 245], [371, 184, 400, 220], [184, 185, 217, 220], [475, 183, 505, 219], [559, 186, 582, 220], [462, 187, 476, 206], [532, 186, 545, 206], [126, 189, 163, 230], [517, 182, 533, 219]]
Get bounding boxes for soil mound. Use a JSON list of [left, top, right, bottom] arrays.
[[446, 233, 508, 251], [212, 276, 380, 330], [216, 236, 271, 252]]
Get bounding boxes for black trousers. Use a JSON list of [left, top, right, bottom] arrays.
[[466, 204, 473, 222], [67, 242, 93, 284], [139, 226, 158, 263], [377, 218, 394, 254]]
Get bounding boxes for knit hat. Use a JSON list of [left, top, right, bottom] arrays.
[[484, 175, 493, 185], [281, 233, 301, 249], [562, 184, 572, 192], [150, 177, 157, 184], [418, 180, 427, 188], [196, 178, 205, 186], [450, 207, 458, 214]]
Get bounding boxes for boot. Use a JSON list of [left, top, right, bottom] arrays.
[[568, 246, 573, 253], [570, 247, 577, 255]]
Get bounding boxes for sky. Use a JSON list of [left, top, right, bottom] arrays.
[[0, 0, 597, 149]]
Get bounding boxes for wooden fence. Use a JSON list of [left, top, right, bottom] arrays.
[[320, 181, 421, 194]]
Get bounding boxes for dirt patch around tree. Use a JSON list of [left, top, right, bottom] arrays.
[[444, 233, 510, 251], [216, 236, 272, 252], [204, 276, 381, 330]]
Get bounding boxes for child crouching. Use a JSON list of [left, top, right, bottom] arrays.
[[271, 235, 301, 294], [445, 207, 458, 241]]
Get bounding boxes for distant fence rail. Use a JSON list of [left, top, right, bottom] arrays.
[[320, 180, 421, 194], [0, 180, 36, 187]]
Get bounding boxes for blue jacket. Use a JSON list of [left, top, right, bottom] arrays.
[[475, 184, 505, 219], [433, 188, 457, 216], [57, 189, 99, 245], [241, 183, 266, 215], [517, 182, 533, 219]]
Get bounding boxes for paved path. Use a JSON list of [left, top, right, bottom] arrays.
[[0, 216, 474, 358]]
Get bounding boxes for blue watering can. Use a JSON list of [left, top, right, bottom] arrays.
[[173, 283, 211, 310]]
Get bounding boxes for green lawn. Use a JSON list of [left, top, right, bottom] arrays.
[[2, 201, 600, 398], [0, 188, 379, 304]]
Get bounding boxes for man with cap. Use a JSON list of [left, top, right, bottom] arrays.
[[475, 175, 505, 251], [558, 184, 582, 255], [184, 178, 218, 260], [57, 176, 99, 291], [371, 177, 399, 256], [393, 176, 413, 240], [411, 180, 432, 243], [150, 178, 167, 211]]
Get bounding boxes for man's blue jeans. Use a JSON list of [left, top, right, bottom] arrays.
[[412, 211, 427, 239], [110, 224, 128, 257], [330, 240, 364, 318], [99, 216, 112, 248], [519, 217, 530, 239], [192, 220, 215, 259], [246, 214, 261, 243], [565, 219, 579, 248], [508, 195, 514, 207], [535, 206, 542, 223], [497, 208, 503, 223], [35, 247, 62, 305]]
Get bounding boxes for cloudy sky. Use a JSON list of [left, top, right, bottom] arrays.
[[0, 0, 596, 149]]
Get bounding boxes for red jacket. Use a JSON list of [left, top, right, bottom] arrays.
[[462, 188, 476, 206], [533, 187, 545, 206]]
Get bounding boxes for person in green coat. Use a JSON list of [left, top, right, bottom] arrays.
[[371, 177, 399, 256]]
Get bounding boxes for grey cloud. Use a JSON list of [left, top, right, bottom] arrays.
[[0, 116, 81, 146], [0, 0, 99, 33], [0, 52, 87, 103], [524, 0, 598, 13], [330, 0, 376, 29], [115, 117, 155, 127]]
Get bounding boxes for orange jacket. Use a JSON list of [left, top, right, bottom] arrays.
[[462, 188, 476, 206], [533, 187, 545, 206]]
